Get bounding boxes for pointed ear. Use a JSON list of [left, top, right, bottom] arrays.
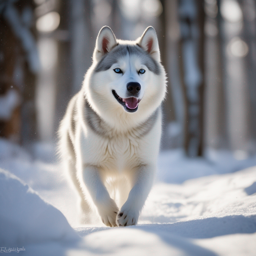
[[137, 26, 160, 62], [93, 26, 118, 62]]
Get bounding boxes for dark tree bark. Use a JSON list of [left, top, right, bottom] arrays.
[[0, 0, 38, 145], [178, 0, 206, 157], [0, 15, 20, 141], [196, 1, 206, 156]]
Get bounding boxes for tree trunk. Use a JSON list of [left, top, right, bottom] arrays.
[[159, 0, 176, 125], [178, 0, 206, 157], [0, 0, 38, 145], [196, 1, 205, 156], [241, 0, 256, 154]]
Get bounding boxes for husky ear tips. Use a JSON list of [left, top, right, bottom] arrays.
[[97, 26, 116, 43], [94, 26, 117, 61], [138, 26, 160, 62], [99, 26, 114, 34], [144, 26, 156, 33], [139, 26, 157, 40]]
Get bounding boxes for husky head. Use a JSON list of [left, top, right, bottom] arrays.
[[84, 26, 166, 128]]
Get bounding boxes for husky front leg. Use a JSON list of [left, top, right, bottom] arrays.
[[66, 158, 91, 223], [117, 165, 156, 226], [82, 165, 119, 227]]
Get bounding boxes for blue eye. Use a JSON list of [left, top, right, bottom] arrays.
[[114, 68, 123, 74], [138, 69, 146, 74]]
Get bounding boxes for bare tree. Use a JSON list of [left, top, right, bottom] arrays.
[[54, 0, 93, 133], [178, 0, 206, 157], [163, 1, 176, 125], [0, 0, 39, 145], [205, 0, 228, 151], [241, 0, 256, 153]]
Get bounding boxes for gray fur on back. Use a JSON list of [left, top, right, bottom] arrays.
[[95, 44, 160, 75]]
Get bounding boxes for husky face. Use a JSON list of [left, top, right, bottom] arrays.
[[85, 26, 166, 126], [95, 45, 161, 113]]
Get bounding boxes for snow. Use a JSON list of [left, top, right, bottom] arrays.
[[0, 138, 256, 255], [0, 90, 20, 120], [0, 169, 78, 246]]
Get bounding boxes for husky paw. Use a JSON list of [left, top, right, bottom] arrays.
[[97, 198, 119, 227], [117, 207, 139, 226]]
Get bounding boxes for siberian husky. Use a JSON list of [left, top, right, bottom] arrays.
[[58, 26, 167, 227]]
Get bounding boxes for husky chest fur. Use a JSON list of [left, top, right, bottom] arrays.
[[58, 26, 167, 227]]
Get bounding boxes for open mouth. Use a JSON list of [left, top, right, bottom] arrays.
[[112, 90, 140, 113]]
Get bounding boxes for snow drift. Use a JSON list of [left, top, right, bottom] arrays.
[[0, 168, 78, 247]]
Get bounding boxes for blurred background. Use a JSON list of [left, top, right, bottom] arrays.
[[0, 0, 256, 160]]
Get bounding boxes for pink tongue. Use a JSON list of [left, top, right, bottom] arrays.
[[123, 97, 139, 109]]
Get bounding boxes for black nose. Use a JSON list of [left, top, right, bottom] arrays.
[[127, 82, 141, 96]]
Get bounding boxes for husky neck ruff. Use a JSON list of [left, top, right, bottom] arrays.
[[84, 98, 159, 138]]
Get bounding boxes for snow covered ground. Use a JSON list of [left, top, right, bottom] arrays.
[[0, 138, 256, 255]]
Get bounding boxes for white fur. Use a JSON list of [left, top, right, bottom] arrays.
[[58, 26, 167, 227]]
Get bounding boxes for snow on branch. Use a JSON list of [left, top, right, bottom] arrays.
[[0, 90, 20, 120]]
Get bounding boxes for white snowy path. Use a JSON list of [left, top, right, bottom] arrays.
[[0, 139, 256, 255]]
